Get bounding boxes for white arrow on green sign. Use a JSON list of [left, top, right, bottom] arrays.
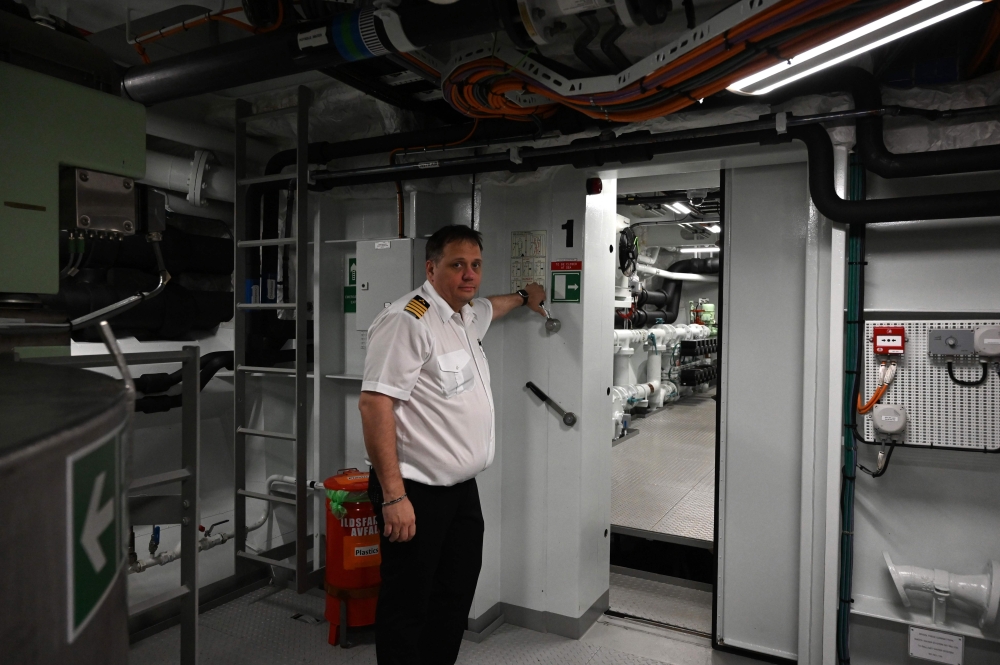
[[67, 427, 123, 643], [551, 271, 582, 303]]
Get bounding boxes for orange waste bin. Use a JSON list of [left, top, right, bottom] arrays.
[[323, 468, 381, 645]]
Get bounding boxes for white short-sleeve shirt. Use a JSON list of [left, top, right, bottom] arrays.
[[362, 280, 495, 487]]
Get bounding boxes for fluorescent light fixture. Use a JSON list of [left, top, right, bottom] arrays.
[[729, 0, 983, 95], [706, 224, 722, 233], [672, 201, 693, 215], [680, 246, 720, 253]]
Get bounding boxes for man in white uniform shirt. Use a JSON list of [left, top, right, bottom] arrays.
[[359, 225, 545, 664]]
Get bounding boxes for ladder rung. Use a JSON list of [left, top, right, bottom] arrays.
[[237, 303, 297, 310], [237, 550, 297, 571], [237, 106, 298, 123], [237, 365, 296, 375], [238, 173, 297, 186], [130, 469, 191, 491], [238, 489, 296, 506], [237, 238, 298, 248], [237, 426, 296, 441]]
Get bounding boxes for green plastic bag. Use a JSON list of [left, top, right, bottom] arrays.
[[326, 489, 370, 518]]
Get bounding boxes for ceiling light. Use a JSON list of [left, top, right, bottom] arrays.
[[680, 246, 720, 253], [672, 202, 692, 215], [728, 0, 983, 95], [706, 224, 721, 233]]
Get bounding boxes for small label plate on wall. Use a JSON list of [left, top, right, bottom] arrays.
[[909, 626, 963, 665]]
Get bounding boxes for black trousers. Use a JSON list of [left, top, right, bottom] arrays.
[[368, 469, 484, 665]]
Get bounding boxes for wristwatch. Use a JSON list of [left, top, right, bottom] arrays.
[[516, 289, 529, 306]]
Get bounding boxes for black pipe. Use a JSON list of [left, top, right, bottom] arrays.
[[600, 19, 631, 71], [134, 351, 234, 394], [134, 351, 234, 413], [121, 2, 504, 105], [574, 12, 609, 75], [789, 124, 1000, 225], [305, 111, 1000, 225], [768, 67, 1000, 178], [667, 258, 719, 274]]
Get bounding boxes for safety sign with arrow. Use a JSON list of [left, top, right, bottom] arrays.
[[66, 427, 123, 643], [551, 260, 582, 303]]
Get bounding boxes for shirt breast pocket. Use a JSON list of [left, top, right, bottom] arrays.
[[436, 349, 475, 398]]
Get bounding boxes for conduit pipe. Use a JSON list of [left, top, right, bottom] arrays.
[[142, 151, 235, 204], [247, 475, 327, 533], [130, 475, 326, 574]]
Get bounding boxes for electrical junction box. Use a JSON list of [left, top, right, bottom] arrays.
[[873, 326, 906, 355], [927, 329, 976, 356], [872, 404, 907, 436], [974, 327, 1000, 356], [355, 238, 428, 331]]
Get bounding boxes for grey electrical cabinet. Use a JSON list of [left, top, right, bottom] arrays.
[[356, 238, 428, 331]]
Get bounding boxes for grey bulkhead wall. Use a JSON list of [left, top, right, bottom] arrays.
[[474, 166, 616, 635]]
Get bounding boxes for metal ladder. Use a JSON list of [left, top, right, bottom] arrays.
[[233, 86, 321, 593]]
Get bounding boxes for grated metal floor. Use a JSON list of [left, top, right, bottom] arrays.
[[608, 572, 712, 634], [611, 393, 716, 546], [128, 584, 734, 665]]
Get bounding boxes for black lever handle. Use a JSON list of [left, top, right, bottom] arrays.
[[525, 381, 577, 426]]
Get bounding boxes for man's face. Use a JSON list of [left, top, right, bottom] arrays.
[[426, 239, 482, 310]]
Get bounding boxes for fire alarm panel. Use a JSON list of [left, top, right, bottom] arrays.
[[873, 326, 906, 355]]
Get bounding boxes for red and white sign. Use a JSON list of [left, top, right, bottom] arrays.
[[551, 260, 582, 271], [873, 325, 906, 355]]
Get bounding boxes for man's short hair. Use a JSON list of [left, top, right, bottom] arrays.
[[426, 225, 483, 263]]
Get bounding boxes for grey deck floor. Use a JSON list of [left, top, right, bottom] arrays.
[[608, 571, 712, 635], [611, 393, 716, 546], [129, 583, 757, 665]]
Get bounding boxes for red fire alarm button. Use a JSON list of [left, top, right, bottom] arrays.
[[873, 326, 905, 355]]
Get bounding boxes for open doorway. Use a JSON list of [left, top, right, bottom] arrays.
[[605, 170, 722, 635]]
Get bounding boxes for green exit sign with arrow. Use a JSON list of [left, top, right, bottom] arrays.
[[66, 427, 123, 643], [551, 261, 582, 303]]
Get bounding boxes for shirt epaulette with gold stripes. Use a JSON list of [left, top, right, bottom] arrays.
[[403, 295, 430, 319]]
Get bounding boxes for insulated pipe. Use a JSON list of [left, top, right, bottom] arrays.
[[141, 151, 235, 203], [147, 113, 274, 164], [636, 264, 718, 282], [769, 67, 1000, 179], [121, 3, 505, 105]]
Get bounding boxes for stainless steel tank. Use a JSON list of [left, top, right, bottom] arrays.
[[0, 360, 130, 665]]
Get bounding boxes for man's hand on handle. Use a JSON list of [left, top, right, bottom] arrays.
[[382, 496, 416, 542], [524, 282, 547, 318]]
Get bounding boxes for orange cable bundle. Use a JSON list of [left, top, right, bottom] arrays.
[[441, 0, 910, 124]]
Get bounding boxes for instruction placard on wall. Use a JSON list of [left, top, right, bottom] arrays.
[[551, 260, 582, 303], [511, 231, 546, 292], [909, 626, 963, 665], [344, 257, 357, 313]]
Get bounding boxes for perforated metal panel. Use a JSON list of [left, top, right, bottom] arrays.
[[863, 320, 1000, 450]]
